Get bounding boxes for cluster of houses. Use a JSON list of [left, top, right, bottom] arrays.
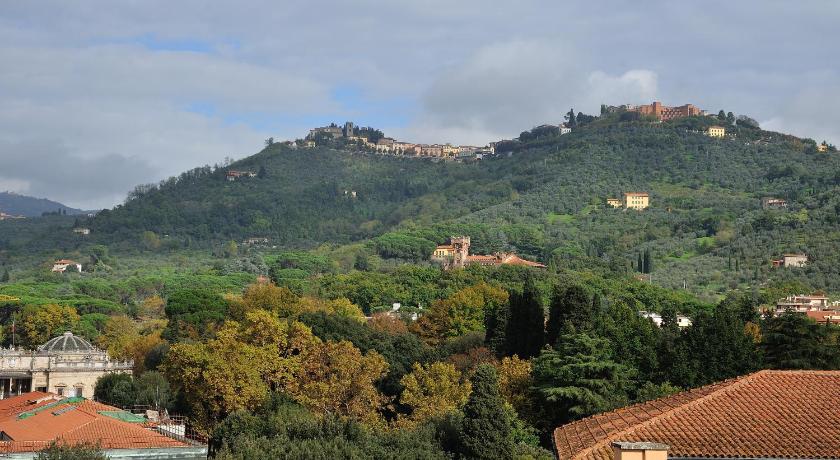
[[226, 170, 257, 181], [430, 236, 546, 270], [769, 291, 840, 324], [306, 122, 499, 160], [607, 192, 650, 210]]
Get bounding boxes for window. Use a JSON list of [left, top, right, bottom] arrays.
[[56, 387, 65, 397], [74, 387, 83, 398]]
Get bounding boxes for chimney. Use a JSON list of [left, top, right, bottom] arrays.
[[612, 442, 669, 460]]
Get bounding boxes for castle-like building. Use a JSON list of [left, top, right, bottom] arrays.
[[0, 332, 132, 399], [432, 236, 545, 269], [627, 101, 703, 121]]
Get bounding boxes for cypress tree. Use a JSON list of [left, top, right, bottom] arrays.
[[458, 365, 512, 459], [637, 253, 644, 272], [643, 249, 653, 274], [504, 276, 545, 358], [546, 284, 592, 347]]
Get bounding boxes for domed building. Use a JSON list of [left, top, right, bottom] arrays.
[[0, 332, 132, 399]]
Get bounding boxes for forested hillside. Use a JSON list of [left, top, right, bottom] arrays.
[[0, 191, 84, 217], [4, 116, 840, 299]]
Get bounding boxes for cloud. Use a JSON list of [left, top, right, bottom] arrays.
[[410, 40, 659, 143]]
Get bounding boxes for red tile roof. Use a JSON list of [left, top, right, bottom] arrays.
[[554, 370, 840, 460], [0, 393, 191, 453]]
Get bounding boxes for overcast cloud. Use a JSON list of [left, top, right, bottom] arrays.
[[1, 1, 838, 209]]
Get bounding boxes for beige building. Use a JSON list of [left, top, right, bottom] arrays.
[[0, 332, 132, 399], [607, 198, 622, 208], [51, 259, 82, 273], [623, 192, 649, 210], [707, 125, 726, 137], [772, 253, 808, 268]]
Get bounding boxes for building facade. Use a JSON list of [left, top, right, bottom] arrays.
[[0, 332, 132, 400], [629, 101, 703, 121], [623, 192, 650, 210], [707, 125, 726, 137]]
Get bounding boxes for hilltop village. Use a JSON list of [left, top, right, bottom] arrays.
[[270, 100, 835, 163]]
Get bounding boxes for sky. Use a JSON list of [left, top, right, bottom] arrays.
[[1, 1, 838, 209]]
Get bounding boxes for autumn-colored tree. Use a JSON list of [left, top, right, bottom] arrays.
[[237, 282, 301, 318], [287, 340, 389, 427], [97, 315, 138, 359], [398, 362, 470, 425], [18, 304, 80, 348], [139, 295, 165, 319], [322, 297, 365, 321], [367, 312, 409, 335], [447, 346, 499, 376], [412, 283, 508, 345], [123, 330, 166, 374], [163, 310, 320, 432], [496, 355, 533, 415]]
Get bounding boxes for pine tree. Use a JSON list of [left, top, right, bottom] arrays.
[[532, 333, 632, 426], [458, 364, 513, 459], [565, 108, 577, 127], [726, 112, 735, 125], [717, 109, 726, 120], [257, 165, 267, 178], [761, 313, 838, 369], [503, 276, 545, 358], [546, 284, 592, 347]]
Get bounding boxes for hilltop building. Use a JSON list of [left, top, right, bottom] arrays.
[[627, 101, 703, 121], [706, 125, 726, 137], [761, 197, 787, 209], [0, 332, 132, 399], [308, 125, 343, 139], [553, 370, 840, 460], [623, 192, 649, 210], [431, 236, 545, 269], [559, 123, 572, 135], [772, 253, 808, 268], [51, 260, 81, 273], [0, 392, 205, 458], [72, 228, 90, 236], [817, 142, 828, 153]]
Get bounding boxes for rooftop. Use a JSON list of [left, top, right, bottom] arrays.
[[0, 393, 196, 454], [554, 370, 840, 460], [38, 332, 98, 354]]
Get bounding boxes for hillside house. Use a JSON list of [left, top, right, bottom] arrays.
[[226, 170, 256, 181], [606, 198, 622, 208], [817, 142, 828, 153], [623, 192, 649, 210], [559, 123, 572, 135], [243, 237, 269, 245], [772, 253, 808, 268], [761, 197, 788, 209], [51, 259, 81, 273], [707, 125, 726, 137], [639, 311, 692, 328], [72, 227, 90, 235], [0, 212, 24, 221], [774, 292, 830, 314]]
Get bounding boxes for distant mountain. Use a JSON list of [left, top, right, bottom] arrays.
[[0, 192, 85, 217]]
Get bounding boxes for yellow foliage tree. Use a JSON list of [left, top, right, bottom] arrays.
[[18, 304, 80, 348], [163, 311, 320, 432], [412, 283, 508, 344], [496, 355, 533, 415], [398, 361, 471, 425], [139, 295, 165, 319], [288, 340, 389, 427], [97, 315, 138, 359]]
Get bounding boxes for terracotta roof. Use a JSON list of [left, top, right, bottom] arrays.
[[499, 254, 547, 268], [53, 259, 76, 264], [805, 310, 840, 324], [0, 393, 191, 453], [623, 192, 649, 197], [554, 370, 840, 460]]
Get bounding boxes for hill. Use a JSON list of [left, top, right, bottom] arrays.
[[4, 115, 840, 299], [0, 191, 85, 217]]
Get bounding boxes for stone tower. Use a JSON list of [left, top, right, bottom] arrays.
[[344, 121, 355, 137], [451, 236, 471, 268]]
